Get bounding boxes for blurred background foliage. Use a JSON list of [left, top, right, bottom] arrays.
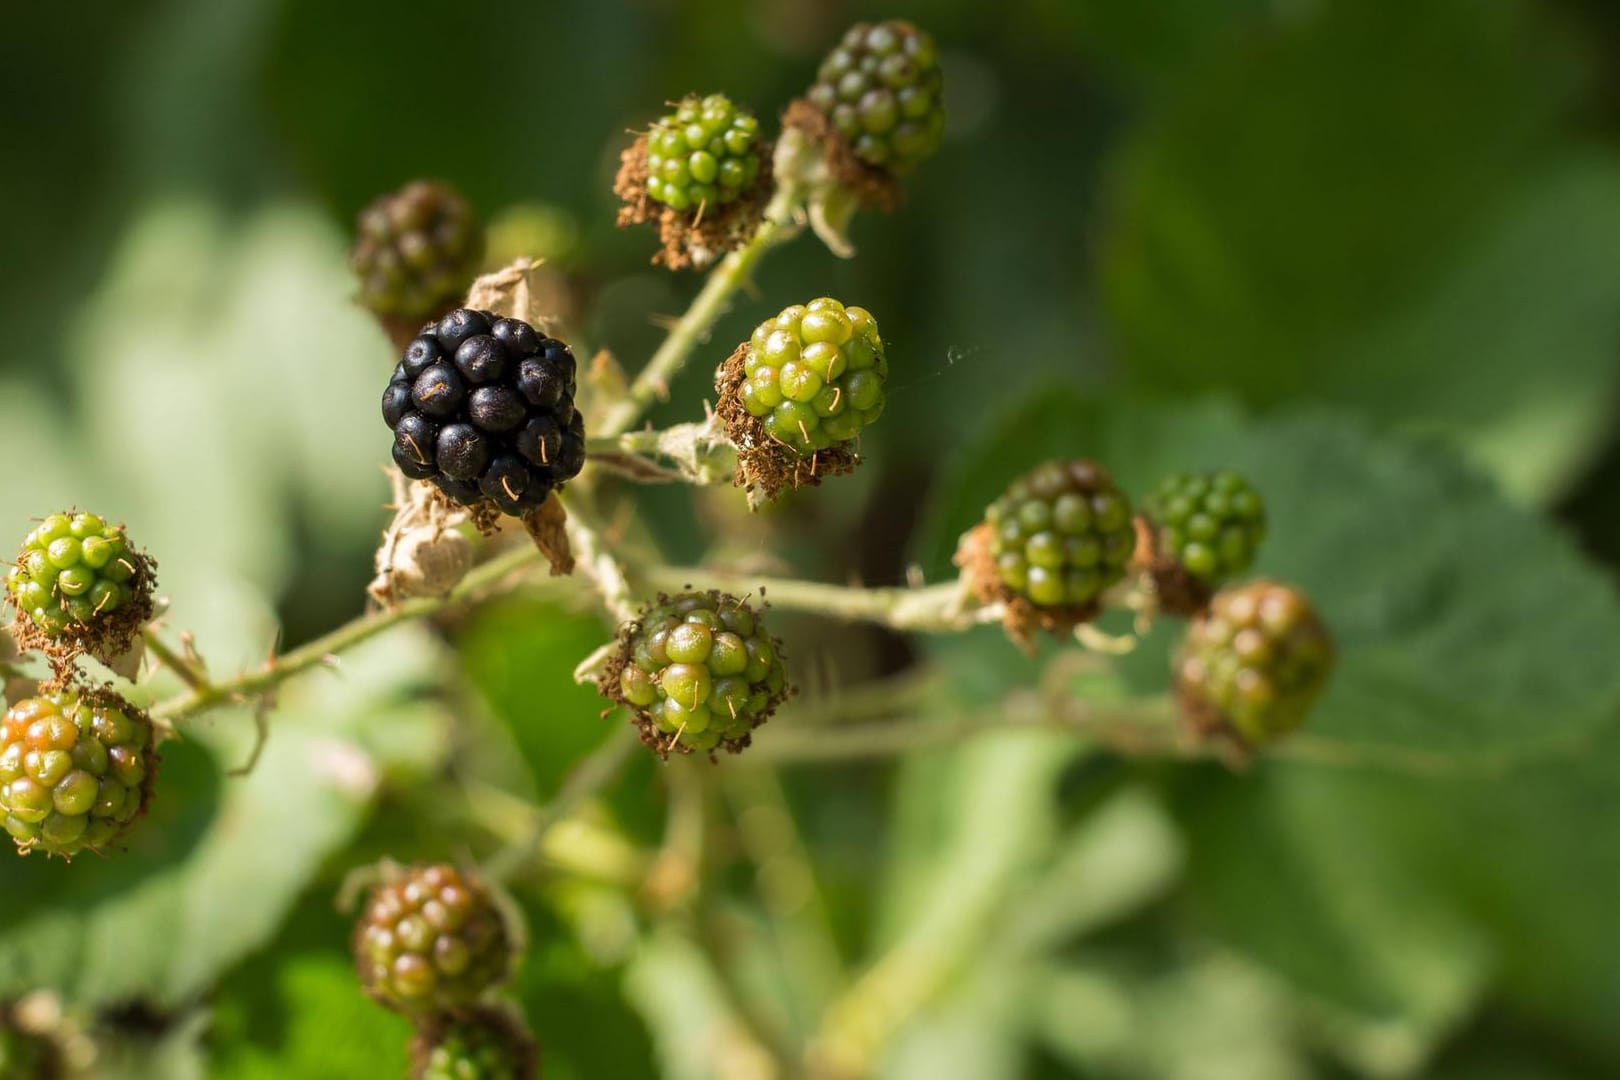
[[4, 0, 1620, 1076]]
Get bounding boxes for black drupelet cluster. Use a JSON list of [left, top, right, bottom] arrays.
[[383, 309, 586, 515]]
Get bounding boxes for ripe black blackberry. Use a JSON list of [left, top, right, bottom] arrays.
[[352, 181, 484, 325], [383, 309, 587, 517]]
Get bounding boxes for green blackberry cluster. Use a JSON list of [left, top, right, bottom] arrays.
[[1144, 471, 1267, 585], [807, 20, 946, 173], [1, 690, 156, 858], [7, 513, 148, 642], [984, 461, 1135, 610], [1175, 580, 1334, 744], [352, 180, 484, 321], [736, 298, 887, 455], [412, 1007, 537, 1080], [354, 864, 514, 1014], [608, 591, 790, 756], [645, 94, 765, 214]]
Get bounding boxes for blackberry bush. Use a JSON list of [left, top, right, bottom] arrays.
[[602, 591, 791, 757], [6, 512, 154, 662], [1142, 471, 1267, 599], [354, 863, 514, 1015], [383, 308, 586, 517], [806, 20, 946, 174], [645, 94, 765, 214], [0, 689, 156, 858], [1175, 580, 1335, 745], [353, 180, 484, 325]]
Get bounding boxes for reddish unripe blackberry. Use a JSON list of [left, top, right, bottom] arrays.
[[1175, 580, 1334, 744], [384, 309, 586, 516], [352, 181, 484, 321], [807, 21, 945, 173], [0, 690, 157, 858], [645, 94, 765, 214], [354, 863, 514, 1015], [604, 591, 791, 757], [984, 461, 1135, 610]]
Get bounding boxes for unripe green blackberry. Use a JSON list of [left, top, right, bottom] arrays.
[[645, 94, 765, 214], [1144, 471, 1267, 586], [6, 512, 155, 661], [736, 298, 887, 456], [411, 1006, 538, 1080], [807, 21, 945, 174], [983, 461, 1136, 610], [604, 591, 791, 757], [0, 690, 157, 858], [354, 863, 514, 1015], [352, 181, 484, 322], [1175, 580, 1334, 744]]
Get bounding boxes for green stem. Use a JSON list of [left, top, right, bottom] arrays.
[[598, 177, 806, 438], [141, 630, 209, 691], [482, 723, 643, 885], [150, 542, 546, 725], [641, 565, 988, 633]]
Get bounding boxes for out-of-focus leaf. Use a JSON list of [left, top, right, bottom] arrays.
[[0, 628, 450, 1008], [922, 387, 1620, 760], [95, 1011, 211, 1080], [211, 952, 411, 1080], [1100, 0, 1620, 498], [623, 929, 778, 1080], [1032, 955, 1312, 1080], [1179, 716, 1620, 1063]]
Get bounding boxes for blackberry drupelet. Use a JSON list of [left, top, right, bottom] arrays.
[[735, 298, 887, 456], [984, 460, 1136, 610], [411, 1006, 538, 1080], [603, 591, 791, 758], [807, 20, 945, 173], [0, 690, 157, 858], [645, 94, 765, 214], [383, 309, 586, 516], [6, 513, 154, 659], [354, 863, 514, 1015], [1144, 471, 1267, 586], [1175, 580, 1334, 745], [352, 181, 484, 322]]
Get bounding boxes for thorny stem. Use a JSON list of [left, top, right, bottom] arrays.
[[149, 542, 546, 725], [141, 629, 208, 691], [597, 176, 808, 438]]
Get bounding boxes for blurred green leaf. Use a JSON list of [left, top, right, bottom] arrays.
[[923, 387, 1620, 760], [1100, 0, 1620, 498], [211, 952, 412, 1080], [0, 628, 450, 1009]]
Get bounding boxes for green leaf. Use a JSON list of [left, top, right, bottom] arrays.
[[0, 627, 451, 1009], [922, 388, 1620, 760], [1099, 0, 1620, 498], [211, 952, 412, 1080]]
